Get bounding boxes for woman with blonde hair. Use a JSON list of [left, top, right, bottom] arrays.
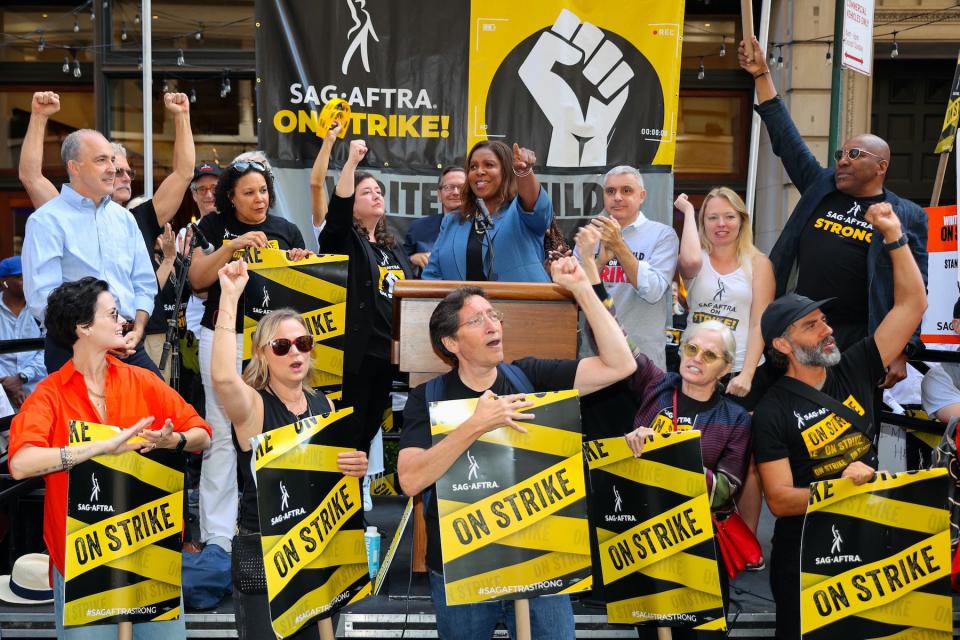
[[676, 188, 772, 553], [212, 259, 368, 640]]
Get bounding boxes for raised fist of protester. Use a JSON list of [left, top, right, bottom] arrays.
[[217, 259, 249, 299], [226, 230, 269, 253], [840, 460, 876, 486], [337, 450, 369, 478], [625, 426, 656, 458], [159, 224, 177, 263], [32, 91, 61, 117], [512, 143, 537, 175], [346, 139, 368, 166], [674, 193, 696, 218], [163, 92, 190, 114], [864, 202, 902, 242], [470, 390, 534, 435], [550, 256, 590, 294], [324, 120, 342, 144], [738, 36, 768, 75], [726, 371, 754, 398], [518, 9, 634, 167]]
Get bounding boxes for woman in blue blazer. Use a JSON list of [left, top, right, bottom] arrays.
[[422, 140, 552, 283]]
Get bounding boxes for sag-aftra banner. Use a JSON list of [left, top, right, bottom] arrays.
[[429, 390, 591, 605]]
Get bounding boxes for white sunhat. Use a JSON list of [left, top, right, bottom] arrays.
[[0, 553, 53, 605]]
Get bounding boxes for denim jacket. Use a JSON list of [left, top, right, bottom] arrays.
[[757, 96, 928, 348]]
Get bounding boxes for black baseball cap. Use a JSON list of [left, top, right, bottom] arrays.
[[192, 162, 222, 182], [761, 293, 835, 345]]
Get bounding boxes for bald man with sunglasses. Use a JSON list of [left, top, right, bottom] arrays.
[[739, 37, 927, 389]]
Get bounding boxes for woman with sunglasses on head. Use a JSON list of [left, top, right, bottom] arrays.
[[423, 140, 552, 282], [9, 277, 211, 640], [188, 159, 314, 556], [211, 259, 367, 640], [319, 139, 414, 496], [576, 226, 750, 639]]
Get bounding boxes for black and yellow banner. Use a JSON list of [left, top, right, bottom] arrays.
[[253, 408, 369, 638], [370, 472, 399, 497], [800, 468, 953, 639], [64, 421, 183, 627], [430, 390, 591, 605], [239, 247, 348, 398], [586, 433, 725, 630], [934, 51, 960, 154]]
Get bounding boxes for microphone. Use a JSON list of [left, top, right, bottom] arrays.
[[189, 222, 216, 255], [475, 200, 494, 234]]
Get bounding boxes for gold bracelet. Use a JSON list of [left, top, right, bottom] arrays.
[[214, 324, 237, 332], [753, 70, 770, 79]]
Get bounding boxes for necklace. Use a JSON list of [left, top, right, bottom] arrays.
[[269, 385, 307, 416]]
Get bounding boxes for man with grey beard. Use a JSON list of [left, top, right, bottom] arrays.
[[749, 202, 927, 640]]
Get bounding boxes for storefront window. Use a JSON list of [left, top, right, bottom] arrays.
[[674, 92, 748, 178]]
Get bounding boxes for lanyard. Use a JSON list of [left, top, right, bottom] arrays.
[[671, 387, 699, 432]]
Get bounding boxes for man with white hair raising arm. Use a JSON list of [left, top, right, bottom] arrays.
[[575, 166, 678, 370]]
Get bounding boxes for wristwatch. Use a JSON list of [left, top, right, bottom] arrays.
[[883, 235, 908, 252], [17, 373, 27, 384], [174, 432, 187, 455]]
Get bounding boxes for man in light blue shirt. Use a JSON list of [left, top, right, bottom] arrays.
[[21, 129, 159, 375], [0, 257, 45, 409]]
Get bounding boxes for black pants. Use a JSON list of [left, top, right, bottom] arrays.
[[769, 516, 804, 640], [342, 355, 398, 453], [44, 334, 162, 377]]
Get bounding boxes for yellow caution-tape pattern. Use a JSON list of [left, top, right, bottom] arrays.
[[240, 248, 348, 395], [431, 390, 591, 605], [64, 421, 184, 627], [252, 408, 370, 638], [585, 433, 726, 630], [801, 469, 953, 639]]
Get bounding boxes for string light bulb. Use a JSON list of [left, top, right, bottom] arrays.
[[38, 32, 45, 52], [137, 56, 143, 70], [121, 22, 128, 41], [768, 47, 776, 65], [72, 60, 82, 78], [195, 24, 204, 41], [134, 12, 140, 25], [62, 55, 70, 73], [776, 45, 784, 69], [826, 43, 832, 64], [162, 79, 170, 93], [90, 7, 95, 21], [176, 49, 185, 66], [73, 16, 80, 32], [190, 88, 197, 104], [719, 36, 726, 57], [697, 57, 705, 80], [891, 33, 899, 58]]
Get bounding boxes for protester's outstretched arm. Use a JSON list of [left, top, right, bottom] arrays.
[[335, 139, 365, 198], [552, 257, 636, 395], [513, 143, 541, 212], [310, 122, 341, 231], [155, 224, 176, 289], [18, 92, 60, 208], [738, 36, 776, 104], [211, 260, 262, 447], [151, 93, 195, 226], [675, 193, 703, 279], [868, 203, 927, 366]]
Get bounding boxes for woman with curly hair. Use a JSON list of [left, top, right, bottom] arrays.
[[319, 139, 414, 479], [188, 160, 313, 555]]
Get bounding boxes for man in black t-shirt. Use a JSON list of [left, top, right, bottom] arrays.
[[751, 203, 926, 640], [739, 38, 928, 386], [398, 257, 636, 640]]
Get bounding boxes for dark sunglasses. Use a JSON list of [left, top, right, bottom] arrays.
[[270, 335, 314, 356], [115, 168, 137, 179], [833, 147, 884, 162], [232, 161, 267, 173]]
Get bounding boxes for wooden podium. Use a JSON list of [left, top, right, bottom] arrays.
[[391, 280, 580, 571]]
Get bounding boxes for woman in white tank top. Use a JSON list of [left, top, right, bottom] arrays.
[[676, 188, 774, 398], [676, 188, 774, 548]]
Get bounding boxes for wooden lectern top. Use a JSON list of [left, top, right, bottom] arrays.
[[391, 280, 579, 386]]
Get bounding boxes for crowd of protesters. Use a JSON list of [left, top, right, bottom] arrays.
[[0, 36, 949, 640]]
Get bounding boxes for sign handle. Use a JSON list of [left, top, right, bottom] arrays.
[[741, 0, 755, 60], [117, 621, 132, 640], [931, 151, 951, 206], [657, 627, 674, 640], [515, 599, 531, 640], [319, 617, 336, 640]]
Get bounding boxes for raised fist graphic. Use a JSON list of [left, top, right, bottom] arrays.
[[519, 10, 634, 167]]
